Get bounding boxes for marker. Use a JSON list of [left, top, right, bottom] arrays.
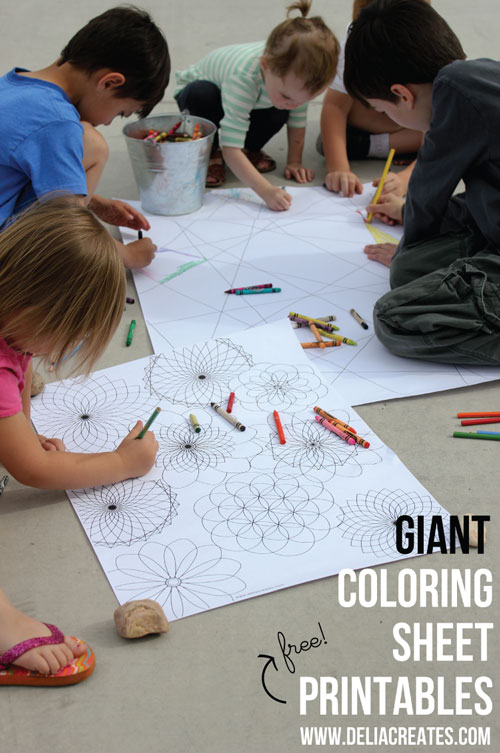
[[460, 418, 500, 426], [350, 308, 369, 330], [126, 319, 136, 346], [136, 407, 161, 439], [367, 147, 395, 222], [313, 407, 357, 436], [309, 323, 326, 349], [138, 230, 143, 240], [288, 313, 340, 332], [457, 412, 500, 418], [315, 415, 355, 445], [189, 413, 201, 433], [273, 410, 286, 445], [227, 392, 235, 413], [453, 431, 500, 441], [301, 341, 341, 348], [234, 287, 281, 295], [211, 402, 246, 431], [315, 330, 357, 346], [126, 297, 135, 304], [225, 284, 273, 294]]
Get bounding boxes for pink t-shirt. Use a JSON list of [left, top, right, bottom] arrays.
[[0, 337, 32, 418]]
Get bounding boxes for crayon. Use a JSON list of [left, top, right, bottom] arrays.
[[138, 230, 143, 240], [453, 431, 500, 441], [189, 413, 201, 433], [225, 283, 273, 294], [460, 417, 500, 426], [350, 308, 369, 330], [457, 412, 500, 418], [300, 341, 341, 348], [367, 148, 395, 222], [234, 287, 281, 295], [227, 392, 235, 413], [315, 415, 355, 445], [313, 406, 357, 435], [126, 319, 136, 347], [126, 297, 135, 304], [309, 323, 326, 349], [211, 402, 246, 431], [316, 315, 337, 322], [478, 430, 500, 435], [136, 407, 161, 439], [273, 410, 286, 445], [315, 329, 357, 346], [288, 312, 340, 332], [192, 122, 201, 140]]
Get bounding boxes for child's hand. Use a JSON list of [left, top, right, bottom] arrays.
[[119, 238, 157, 269], [284, 162, 314, 184], [37, 434, 66, 452], [325, 170, 363, 198], [372, 171, 405, 198], [365, 193, 404, 225], [263, 186, 292, 212], [89, 196, 150, 230], [116, 421, 158, 479], [364, 242, 398, 267]]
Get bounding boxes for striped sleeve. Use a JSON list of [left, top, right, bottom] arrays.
[[287, 103, 308, 130], [219, 72, 259, 148]]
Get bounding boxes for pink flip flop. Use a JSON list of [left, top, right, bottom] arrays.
[[0, 623, 95, 686]]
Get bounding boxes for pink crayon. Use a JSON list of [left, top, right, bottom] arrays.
[[315, 415, 355, 445]]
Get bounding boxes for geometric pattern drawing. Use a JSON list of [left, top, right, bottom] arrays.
[[111, 539, 246, 619], [31, 375, 154, 452], [265, 413, 381, 482], [143, 339, 253, 406], [70, 479, 178, 548], [232, 362, 327, 412], [336, 488, 445, 559], [194, 473, 336, 556], [156, 420, 262, 488]]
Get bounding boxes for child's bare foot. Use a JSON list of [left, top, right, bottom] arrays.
[[364, 242, 397, 267], [0, 592, 85, 675]]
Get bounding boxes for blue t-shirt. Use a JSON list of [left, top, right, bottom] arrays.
[[0, 68, 87, 224]]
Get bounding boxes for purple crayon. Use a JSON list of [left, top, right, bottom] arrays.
[[225, 283, 273, 294]]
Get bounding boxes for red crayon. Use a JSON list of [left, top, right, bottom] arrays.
[[273, 410, 286, 445], [227, 392, 235, 413], [460, 417, 500, 426]]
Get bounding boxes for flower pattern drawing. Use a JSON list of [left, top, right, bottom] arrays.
[[336, 488, 444, 559], [143, 339, 253, 406], [231, 362, 327, 412], [70, 479, 178, 548], [111, 539, 246, 620], [31, 375, 155, 452], [264, 413, 381, 482], [156, 419, 262, 488], [195, 473, 336, 556]]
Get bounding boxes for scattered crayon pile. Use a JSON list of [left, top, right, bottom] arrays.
[[288, 312, 358, 349], [143, 120, 203, 143], [314, 406, 370, 448], [453, 411, 500, 441]]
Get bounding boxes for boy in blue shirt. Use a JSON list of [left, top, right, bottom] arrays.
[[0, 6, 170, 269], [344, 0, 500, 365]]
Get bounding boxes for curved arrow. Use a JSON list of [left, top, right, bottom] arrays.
[[258, 654, 286, 704]]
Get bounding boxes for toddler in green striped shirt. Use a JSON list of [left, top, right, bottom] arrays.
[[175, 0, 339, 211]]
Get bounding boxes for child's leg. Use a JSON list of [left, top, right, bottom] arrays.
[[0, 586, 85, 674], [349, 100, 423, 157], [244, 107, 289, 154], [175, 81, 224, 154], [81, 122, 110, 197], [373, 234, 500, 365]]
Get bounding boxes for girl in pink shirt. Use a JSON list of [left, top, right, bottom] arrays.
[[0, 197, 158, 685]]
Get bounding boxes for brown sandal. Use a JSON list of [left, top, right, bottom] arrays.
[[243, 149, 276, 173], [206, 148, 226, 188]]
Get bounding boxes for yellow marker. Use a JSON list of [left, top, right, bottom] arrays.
[[367, 148, 395, 223]]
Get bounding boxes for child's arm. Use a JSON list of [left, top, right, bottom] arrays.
[[321, 89, 363, 198], [284, 127, 314, 184], [222, 147, 292, 211], [0, 411, 158, 490]]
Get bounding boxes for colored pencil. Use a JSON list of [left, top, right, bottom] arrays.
[[367, 148, 395, 222], [136, 407, 161, 439]]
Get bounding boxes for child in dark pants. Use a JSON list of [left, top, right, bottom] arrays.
[[344, 0, 500, 365], [174, 1, 339, 211]]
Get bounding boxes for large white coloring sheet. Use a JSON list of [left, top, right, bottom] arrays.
[[32, 322, 448, 623], [122, 185, 500, 405]]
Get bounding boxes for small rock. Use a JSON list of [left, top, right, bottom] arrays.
[[114, 599, 169, 639], [30, 371, 45, 397], [464, 514, 486, 548]]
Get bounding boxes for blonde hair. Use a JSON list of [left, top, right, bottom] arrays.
[[264, 1, 340, 94], [353, 0, 430, 19], [0, 196, 125, 375]]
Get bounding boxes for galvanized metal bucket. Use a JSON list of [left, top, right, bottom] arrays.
[[123, 114, 216, 216]]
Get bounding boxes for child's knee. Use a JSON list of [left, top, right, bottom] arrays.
[[81, 122, 109, 167], [176, 80, 221, 112]]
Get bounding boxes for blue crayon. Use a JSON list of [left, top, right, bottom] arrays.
[[234, 287, 281, 295], [477, 430, 500, 435]]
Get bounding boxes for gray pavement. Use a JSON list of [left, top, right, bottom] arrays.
[[1, 2, 499, 752]]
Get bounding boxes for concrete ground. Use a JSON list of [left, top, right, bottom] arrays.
[[1, 2, 499, 752]]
